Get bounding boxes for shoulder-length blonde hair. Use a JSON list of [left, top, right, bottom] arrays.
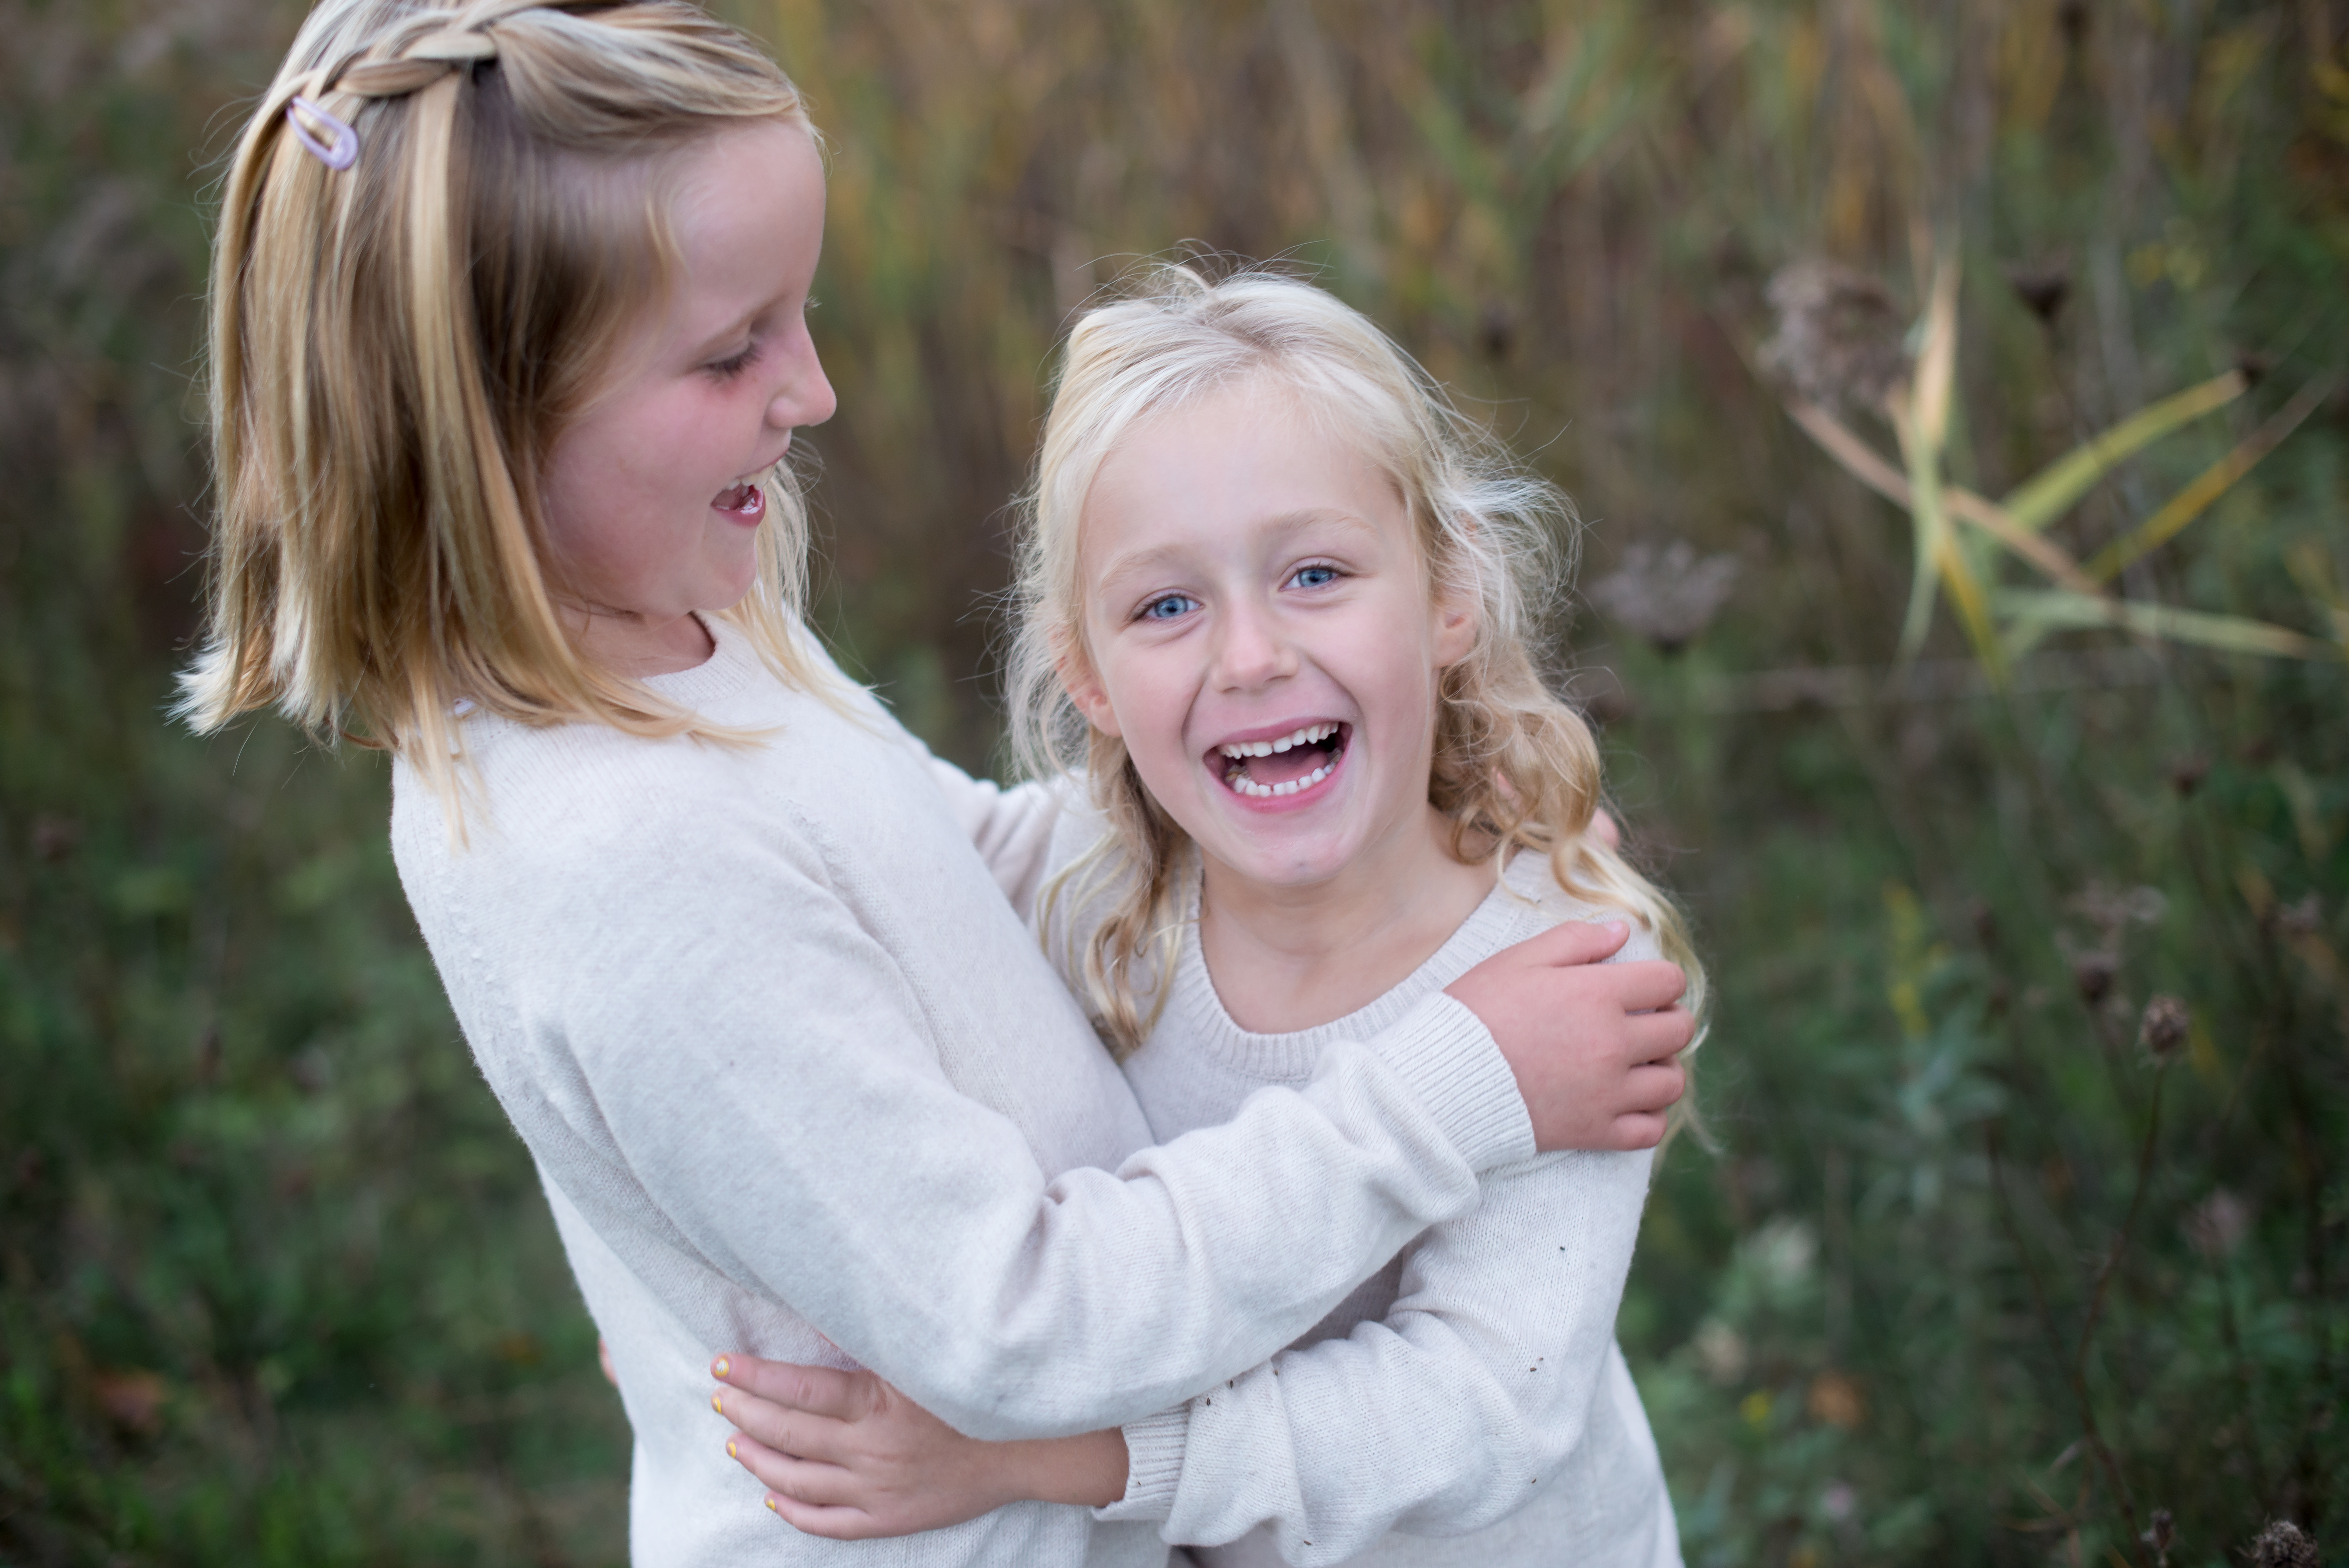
[[180, 0, 828, 816], [1009, 265, 1707, 1063]]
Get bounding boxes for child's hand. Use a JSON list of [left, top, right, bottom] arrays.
[[1445, 920, 1690, 1153], [707, 1354, 1128, 1538]]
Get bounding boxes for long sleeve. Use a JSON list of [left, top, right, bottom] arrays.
[[919, 755, 1065, 923], [1102, 1147, 1654, 1563], [397, 702, 1535, 1446], [1073, 824, 1679, 1568]]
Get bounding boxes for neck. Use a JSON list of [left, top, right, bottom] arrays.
[[1196, 804, 1497, 1034], [565, 605, 716, 678]]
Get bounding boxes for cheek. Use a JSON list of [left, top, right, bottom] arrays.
[[1098, 651, 1192, 759]]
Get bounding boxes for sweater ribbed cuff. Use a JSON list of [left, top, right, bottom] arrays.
[[1091, 1405, 1189, 1522], [1372, 991, 1536, 1172]]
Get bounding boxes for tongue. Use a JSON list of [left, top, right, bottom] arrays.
[[1237, 744, 1328, 787], [713, 484, 759, 511]]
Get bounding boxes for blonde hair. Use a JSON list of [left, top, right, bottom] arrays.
[[180, 0, 829, 814], [1009, 265, 1708, 1074]]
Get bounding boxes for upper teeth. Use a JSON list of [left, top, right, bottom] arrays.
[[1219, 722, 1338, 759]]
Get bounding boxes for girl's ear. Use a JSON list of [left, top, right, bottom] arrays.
[[1057, 642, 1123, 739], [1431, 578, 1479, 669]]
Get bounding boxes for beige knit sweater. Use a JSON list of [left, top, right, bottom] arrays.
[[390, 619, 1540, 1568], [1034, 809, 1679, 1568]]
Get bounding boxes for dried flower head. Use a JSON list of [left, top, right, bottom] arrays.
[[2071, 951, 2119, 1005], [2185, 1188, 2252, 1260], [2005, 262, 2071, 326], [2073, 883, 2169, 941], [1588, 540, 1741, 653], [30, 813, 82, 862], [1760, 260, 1910, 413], [2142, 1508, 2175, 1566], [2277, 894, 2323, 938], [2139, 994, 2190, 1057], [2248, 1520, 2319, 1568]]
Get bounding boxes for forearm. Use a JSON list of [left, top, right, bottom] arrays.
[[771, 993, 1526, 1438], [1105, 1149, 1654, 1561], [561, 829, 1530, 1439]]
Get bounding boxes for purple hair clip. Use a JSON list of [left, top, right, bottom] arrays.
[[287, 96, 360, 171]]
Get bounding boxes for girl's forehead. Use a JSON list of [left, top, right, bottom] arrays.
[[1121, 376, 1401, 483], [1077, 385, 1416, 585]]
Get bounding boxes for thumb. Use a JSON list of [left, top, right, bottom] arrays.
[[1511, 918, 1630, 969]]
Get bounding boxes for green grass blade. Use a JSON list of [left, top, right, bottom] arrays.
[[1996, 590, 2336, 659], [2084, 374, 2334, 582], [2000, 371, 2247, 533]]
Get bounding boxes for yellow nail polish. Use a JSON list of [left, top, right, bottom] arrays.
[[727, 1440, 738, 1459], [765, 1497, 778, 1513], [713, 1357, 729, 1377], [711, 1393, 724, 1412]]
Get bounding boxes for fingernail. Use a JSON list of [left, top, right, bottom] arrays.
[[711, 1393, 724, 1413], [765, 1497, 779, 1513], [713, 1356, 729, 1378], [727, 1440, 738, 1459]]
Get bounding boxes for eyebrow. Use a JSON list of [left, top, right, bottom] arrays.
[[1090, 508, 1381, 594]]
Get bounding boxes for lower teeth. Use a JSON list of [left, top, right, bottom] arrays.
[[1225, 757, 1335, 798]]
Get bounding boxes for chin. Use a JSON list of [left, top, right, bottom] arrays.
[[1217, 828, 1357, 889]]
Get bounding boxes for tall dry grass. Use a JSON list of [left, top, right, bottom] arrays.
[[2, 0, 2344, 1563]]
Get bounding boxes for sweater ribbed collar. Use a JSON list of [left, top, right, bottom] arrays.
[[1167, 850, 1552, 1083]]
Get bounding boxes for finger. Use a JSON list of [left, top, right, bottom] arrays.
[[1608, 959, 1690, 1014], [1617, 1059, 1687, 1115], [1586, 806, 1623, 851], [1606, 1111, 1669, 1151], [711, 1386, 856, 1461], [765, 1491, 885, 1541], [1625, 1006, 1696, 1063], [725, 1431, 864, 1505], [1511, 918, 1631, 969], [712, 1355, 871, 1421]]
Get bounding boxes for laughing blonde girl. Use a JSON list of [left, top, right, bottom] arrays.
[[711, 267, 1703, 1566]]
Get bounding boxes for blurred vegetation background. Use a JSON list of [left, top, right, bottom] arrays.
[[3, 0, 2345, 1563]]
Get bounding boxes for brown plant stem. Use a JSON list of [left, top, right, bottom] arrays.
[[1987, 1122, 2149, 1566]]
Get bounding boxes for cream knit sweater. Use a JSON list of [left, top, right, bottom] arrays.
[[1039, 814, 1680, 1568], [389, 620, 1538, 1568]]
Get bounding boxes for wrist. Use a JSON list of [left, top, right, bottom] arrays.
[[1014, 1429, 1128, 1508]]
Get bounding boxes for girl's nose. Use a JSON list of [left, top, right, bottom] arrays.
[[770, 331, 837, 431], [1210, 599, 1297, 692]]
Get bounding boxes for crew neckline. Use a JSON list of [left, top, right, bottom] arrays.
[[1166, 849, 1552, 1082], [639, 612, 759, 709]]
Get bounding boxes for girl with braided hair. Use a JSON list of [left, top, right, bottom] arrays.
[[182, 6, 1695, 1565]]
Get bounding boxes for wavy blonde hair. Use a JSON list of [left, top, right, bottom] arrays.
[[180, 0, 829, 819], [1009, 266, 1707, 1069]]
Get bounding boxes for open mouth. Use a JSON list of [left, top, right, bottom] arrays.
[[712, 482, 765, 520], [1213, 722, 1349, 800]]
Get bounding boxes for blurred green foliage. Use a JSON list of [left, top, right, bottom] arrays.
[[3, 0, 2345, 1564]]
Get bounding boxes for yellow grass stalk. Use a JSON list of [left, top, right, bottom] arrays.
[[2084, 374, 2335, 582], [2000, 370, 2247, 533]]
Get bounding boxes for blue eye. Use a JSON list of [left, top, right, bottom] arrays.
[[1290, 563, 1341, 590], [1139, 593, 1198, 622]]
